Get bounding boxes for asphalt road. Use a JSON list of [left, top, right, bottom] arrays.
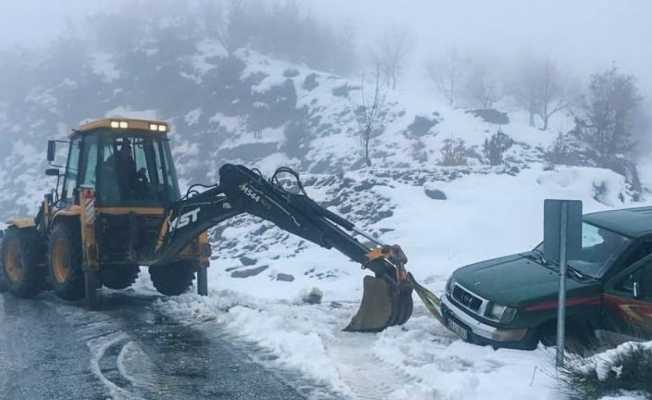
[[0, 291, 339, 400]]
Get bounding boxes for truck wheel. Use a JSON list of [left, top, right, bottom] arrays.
[[1, 228, 44, 298], [48, 223, 85, 301], [148, 261, 196, 296], [101, 265, 140, 290]]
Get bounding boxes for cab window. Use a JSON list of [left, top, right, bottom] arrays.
[[80, 135, 99, 188], [62, 137, 81, 201], [97, 134, 180, 205]]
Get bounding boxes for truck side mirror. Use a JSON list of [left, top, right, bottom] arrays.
[[45, 168, 60, 177], [47, 140, 56, 162], [633, 281, 641, 299]]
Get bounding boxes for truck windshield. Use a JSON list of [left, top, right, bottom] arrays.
[[535, 222, 631, 279], [98, 134, 180, 205]]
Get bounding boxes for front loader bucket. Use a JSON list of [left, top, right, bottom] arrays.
[[344, 275, 413, 332]]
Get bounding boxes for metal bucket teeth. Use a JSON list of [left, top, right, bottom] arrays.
[[344, 275, 414, 332]]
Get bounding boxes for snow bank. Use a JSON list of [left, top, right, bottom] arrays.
[[148, 163, 650, 399]]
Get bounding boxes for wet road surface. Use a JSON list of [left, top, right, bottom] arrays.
[[0, 291, 339, 400]]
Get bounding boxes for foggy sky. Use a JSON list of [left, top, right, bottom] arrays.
[[1, 0, 650, 93]]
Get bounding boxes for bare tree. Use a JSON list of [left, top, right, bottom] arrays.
[[509, 56, 539, 127], [536, 60, 568, 130], [355, 65, 387, 166], [199, 0, 247, 55], [463, 62, 501, 109], [373, 27, 411, 90], [426, 48, 466, 107], [511, 57, 568, 130]]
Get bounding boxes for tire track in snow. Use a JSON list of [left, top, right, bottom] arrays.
[[55, 302, 150, 400]]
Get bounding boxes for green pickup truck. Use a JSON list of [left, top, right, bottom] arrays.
[[441, 206, 652, 350]]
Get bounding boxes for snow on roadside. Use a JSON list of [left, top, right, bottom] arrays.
[[156, 290, 559, 400], [143, 164, 650, 400]]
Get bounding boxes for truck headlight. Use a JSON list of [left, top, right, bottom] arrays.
[[487, 303, 517, 323]]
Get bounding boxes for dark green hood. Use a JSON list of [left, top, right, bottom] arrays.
[[452, 253, 600, 307]]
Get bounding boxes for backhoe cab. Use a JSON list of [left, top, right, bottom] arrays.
[[1, 118, 211, 307], [0, 117, 418, 332]]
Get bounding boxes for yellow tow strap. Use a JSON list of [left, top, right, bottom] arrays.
[[407, 273, 445, 325]]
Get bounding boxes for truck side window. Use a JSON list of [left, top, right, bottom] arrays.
[[618, 259, 652, 299], [62, 137, 81, 201], [641, 263, 652, 299]]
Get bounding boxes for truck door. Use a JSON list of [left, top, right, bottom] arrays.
[[604, 253, 652, 339]]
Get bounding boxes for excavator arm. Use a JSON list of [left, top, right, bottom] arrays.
[[154, 164, 414, 332]]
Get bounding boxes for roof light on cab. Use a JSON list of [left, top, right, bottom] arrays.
[[149, 123, 159, 131], [158, 124, 167, 132]]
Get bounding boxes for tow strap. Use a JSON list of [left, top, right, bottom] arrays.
[[407, 273, 446, 325]]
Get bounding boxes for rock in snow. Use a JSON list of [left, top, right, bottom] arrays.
[[424, 188, 447, 200], [230, 265, 269, 278]]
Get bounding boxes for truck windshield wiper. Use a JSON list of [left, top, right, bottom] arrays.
[[566, 264, 596, 282], [528, 249, 548, 265]]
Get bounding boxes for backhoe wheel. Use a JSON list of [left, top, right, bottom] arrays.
[[101, 265, 140, 290], [149, 261, 196, 296], [1, 228, 45, 298], [48, 223, 85, 301]]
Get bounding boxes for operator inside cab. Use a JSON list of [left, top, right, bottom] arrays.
[[116, 138, 138, 198], [102, 137, 150, 202]]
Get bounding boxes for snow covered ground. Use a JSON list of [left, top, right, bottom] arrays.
[[130, 163, 650, 400], [1, 37, 649, 398]]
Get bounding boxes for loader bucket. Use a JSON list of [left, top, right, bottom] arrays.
[[344, 275, 413, 332]]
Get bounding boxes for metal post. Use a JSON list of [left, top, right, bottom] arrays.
[[556, 202, 568, 368], [198, 268, 208, 296]]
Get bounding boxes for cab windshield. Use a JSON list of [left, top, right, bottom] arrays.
[[534, 222, 631, 279], [98, 133, 180, 205]]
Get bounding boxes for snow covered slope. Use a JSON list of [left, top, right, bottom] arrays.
[[1, 37, 650, 400]]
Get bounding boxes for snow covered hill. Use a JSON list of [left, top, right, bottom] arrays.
[[1, 35, 650, 400]]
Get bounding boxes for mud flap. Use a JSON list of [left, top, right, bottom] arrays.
[[344, 275, 413, 332]]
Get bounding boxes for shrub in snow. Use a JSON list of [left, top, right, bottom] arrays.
[[482, 129, 514, 166], [283, 116, 310, 159], [561, 341, 652, 400], [601, 157, 642, 196], [300, 287, 323, 305], [466, 108, 510, 125], [302, 73, 319, 91], [545, 131, 642, 198], [439, 138, 468, 166], [545, 131, 592, 166], [283, 68, 300, 78], [332, 83, 359, 97], [406, 115, 438, 137]]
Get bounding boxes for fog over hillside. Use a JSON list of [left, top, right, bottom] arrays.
[[1, 2, 652, 399]]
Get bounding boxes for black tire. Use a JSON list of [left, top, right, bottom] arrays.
[[1, 228, 45, 298], [149, 261, 196, 296], [101, 264, 140, 290], [536, 319, 597, 355], [48, 223, 85, 301]]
